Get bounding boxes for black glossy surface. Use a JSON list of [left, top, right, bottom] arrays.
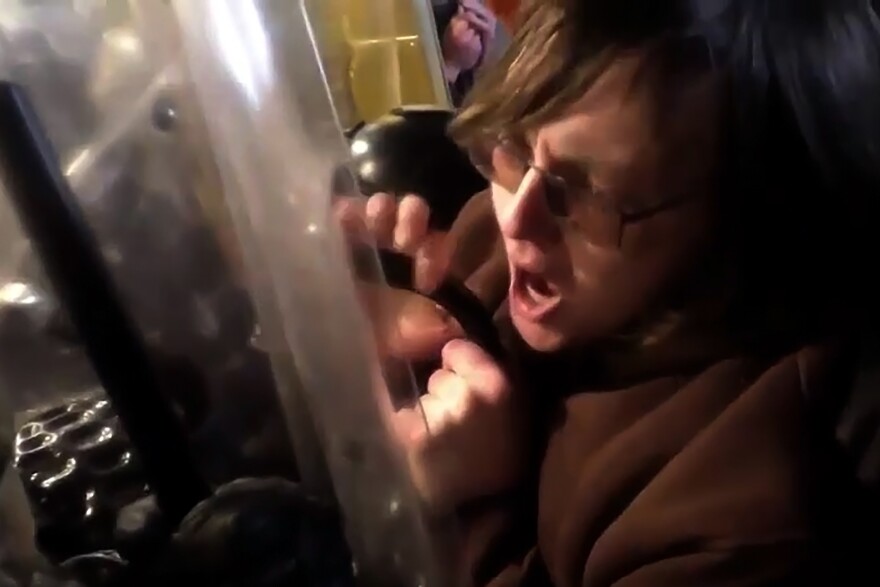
[[10, 379, 305, 586], [350, 107, 487, 231], [13, 393, 153, 565]]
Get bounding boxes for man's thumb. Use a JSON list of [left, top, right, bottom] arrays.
[[389, 299, 463, 361]]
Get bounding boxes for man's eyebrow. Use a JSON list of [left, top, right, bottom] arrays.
[[549, 148, 623, 174], [549, 155, 594, 177], [542, 133, 610, 167]]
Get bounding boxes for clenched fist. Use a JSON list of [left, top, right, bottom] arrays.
[[392, 339, 526, 510], [335, 192, 525, 509]]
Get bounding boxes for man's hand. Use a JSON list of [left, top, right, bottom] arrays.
[[335, 193, 524, 509], [460, 0, 498, 45], [335, 192, 460, 360], [336, 193, 449, 291], [441, 13, 484, 82], [393, 339, 526, 509]]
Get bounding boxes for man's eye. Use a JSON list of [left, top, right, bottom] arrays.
[[548, 161, 592, 188], [556, 172, 593, 195]]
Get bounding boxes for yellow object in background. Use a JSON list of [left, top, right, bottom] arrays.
[[341, 0, 449, 123]]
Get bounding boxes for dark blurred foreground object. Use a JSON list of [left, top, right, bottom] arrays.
[[348, 106, 487, 231], [13, 392, 158, 567], [14, 406, 356, 587], [0, 569, 84, 587], [137, 478, 355, 587]]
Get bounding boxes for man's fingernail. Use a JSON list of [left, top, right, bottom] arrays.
[[394, 227, 411, 250], [399, 313, 451, 342], [415, 255, 433, 290], [433, 303, 454, 326], [416, 251, 449, 292]]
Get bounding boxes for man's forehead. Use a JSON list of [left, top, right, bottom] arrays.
[[536, 54, 719, 156]]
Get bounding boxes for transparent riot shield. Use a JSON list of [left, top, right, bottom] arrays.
[[170, 0, 476, 584], [0, 1, 493, 586]]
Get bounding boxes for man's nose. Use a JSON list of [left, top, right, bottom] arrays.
[[495, 169, 558, 242]]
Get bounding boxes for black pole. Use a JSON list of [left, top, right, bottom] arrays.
[[0, 82, 210, 523]]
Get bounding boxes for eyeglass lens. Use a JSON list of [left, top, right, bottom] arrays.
[[470, 141, 625, 247]]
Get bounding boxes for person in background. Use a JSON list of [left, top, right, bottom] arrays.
[[433, 0, 506, 106]]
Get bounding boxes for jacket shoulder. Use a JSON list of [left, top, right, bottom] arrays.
[[584, 345, 860, 585]]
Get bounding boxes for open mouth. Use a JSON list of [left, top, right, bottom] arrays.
[[510, 269, 562, 321]]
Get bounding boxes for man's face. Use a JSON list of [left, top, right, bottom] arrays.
[[491, 55, 722, 352]]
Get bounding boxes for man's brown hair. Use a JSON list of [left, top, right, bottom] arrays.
[[448, 0, 689, 150], [450, 1, 599, 148]]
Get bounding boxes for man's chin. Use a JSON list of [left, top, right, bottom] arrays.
[[511, 313, 568, 353]]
